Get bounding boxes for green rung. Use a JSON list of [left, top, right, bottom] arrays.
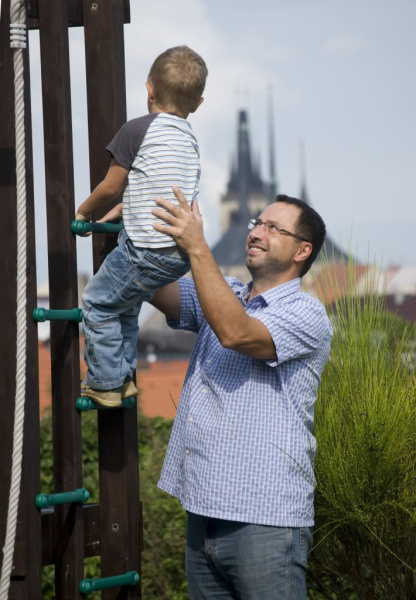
[[35, 488, 89, 509], [76, 396, 136, 411], [71, 220, 124, 235], [33, 307, 83, 322], [79, 571, 140, 594]]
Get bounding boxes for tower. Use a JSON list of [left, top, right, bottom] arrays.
[[218, 110, 269, 234], [212, 110, 269, 281]]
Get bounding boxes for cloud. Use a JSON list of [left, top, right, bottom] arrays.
[[322, 32, 362, 56]]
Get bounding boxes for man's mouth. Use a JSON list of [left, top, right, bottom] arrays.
[[248, 244, 266, 254]]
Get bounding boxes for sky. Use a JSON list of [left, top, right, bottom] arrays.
[[25, 0, 416, 284]]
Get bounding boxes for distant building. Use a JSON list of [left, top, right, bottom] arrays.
[[211, 110, 269, 282], [211, 109, 349, 283]]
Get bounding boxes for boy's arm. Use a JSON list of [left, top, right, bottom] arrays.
[[96, 203, 123, 223], [75, 159, 128, 221]]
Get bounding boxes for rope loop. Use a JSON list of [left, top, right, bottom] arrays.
[[10, 23, 27, 48]]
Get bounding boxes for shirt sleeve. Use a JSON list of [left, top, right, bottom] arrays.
[[254, 297, 331, 367], [106, 113, 158, 170]]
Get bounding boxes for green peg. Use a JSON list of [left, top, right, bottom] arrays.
[[79, 571, 140, 594], [76, 396, 136, 411], [35, 488, 89, 509], [71, 220, 123, 235], [32, 307, 83, 322]]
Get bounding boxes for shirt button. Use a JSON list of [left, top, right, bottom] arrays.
[[188, 416, 193, 422], [202, 387, 207, 393], [185, 449, 190, 455], [206, 359, 211, 364]]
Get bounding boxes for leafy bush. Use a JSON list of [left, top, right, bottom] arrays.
[[40, 409, 187, 599], [308, 264, 416, 599]]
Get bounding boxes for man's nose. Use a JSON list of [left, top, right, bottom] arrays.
[[248, 226, 264, 241]]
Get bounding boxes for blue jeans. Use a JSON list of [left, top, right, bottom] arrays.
[[82, 230, 189, 390], [186, 512, 312, 600]]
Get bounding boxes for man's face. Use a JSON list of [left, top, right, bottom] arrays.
[[245, 202, 304, 277]]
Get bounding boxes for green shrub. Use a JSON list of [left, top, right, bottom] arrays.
[[308, 263, 416, 599], [40, 410, 187, 599]]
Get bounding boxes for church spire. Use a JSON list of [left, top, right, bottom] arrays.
[[267, 85, 278, 202], [236, 110, 252, 222], [299, 139, 310, 204]]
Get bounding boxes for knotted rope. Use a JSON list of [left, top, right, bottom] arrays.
[[0, 0, 28, 597]]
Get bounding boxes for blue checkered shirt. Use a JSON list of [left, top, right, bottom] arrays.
[[157, 276, 332, 527]]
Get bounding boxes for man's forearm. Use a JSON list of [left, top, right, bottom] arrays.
[[187, 240, 250, 347]]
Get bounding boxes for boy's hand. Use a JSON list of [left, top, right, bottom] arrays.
[[75, 211, 91, 222], [96, 203, 123, 224], [74, 210, 92, 237]]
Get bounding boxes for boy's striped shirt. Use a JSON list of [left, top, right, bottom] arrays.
[[107, 112, 200, 249]]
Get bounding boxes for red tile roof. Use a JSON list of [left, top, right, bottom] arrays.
[[38, 341, 186, 419]]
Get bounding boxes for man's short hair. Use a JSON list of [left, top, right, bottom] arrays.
[[275, 194, 326, 276], [148, 46, 208, 115]]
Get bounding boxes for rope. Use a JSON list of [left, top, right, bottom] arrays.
[[0, 0, 28, 597]]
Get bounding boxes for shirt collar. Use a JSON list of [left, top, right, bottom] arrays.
[[237, 278, 301, 306]]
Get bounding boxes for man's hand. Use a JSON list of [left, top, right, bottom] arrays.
[[152, 186, 205, 256]]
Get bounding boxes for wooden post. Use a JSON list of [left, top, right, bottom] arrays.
[[83, 2, 141, 598], [0, 0, 42, 597], [37, 0, 84, 596]]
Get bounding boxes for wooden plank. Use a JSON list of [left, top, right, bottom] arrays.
[[41, 504, 101, 566], [97, 409, 141, 599], [83, 0, 128, 270], [28, 0, 130, 28], [83, 2, 141, 598], [0, 0, 42, 596], [37, 0, 84, 597]]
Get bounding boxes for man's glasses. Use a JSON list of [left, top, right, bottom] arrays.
[[248, 219, 310, 243]]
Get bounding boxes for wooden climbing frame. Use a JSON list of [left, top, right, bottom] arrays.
[[0, 1, 142, 598]]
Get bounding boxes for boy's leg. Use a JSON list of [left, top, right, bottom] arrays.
[[81, 235, 148, 401], [81, 231, 190, 405]]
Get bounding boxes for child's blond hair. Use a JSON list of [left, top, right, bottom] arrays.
[[148, 46, 208, 115]]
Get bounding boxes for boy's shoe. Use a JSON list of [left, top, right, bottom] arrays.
[[122, 380, 139, 399], [81, 384, 122, 408]]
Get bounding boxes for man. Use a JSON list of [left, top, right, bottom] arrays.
[[149, 187, 332, 600]]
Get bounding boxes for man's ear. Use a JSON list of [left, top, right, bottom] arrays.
[[294, 242, 312, 266], [189, 97, 204, 113]]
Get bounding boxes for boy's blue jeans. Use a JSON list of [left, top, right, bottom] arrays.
[[82, 230, 189, 390], [186, 512, 312, 600]]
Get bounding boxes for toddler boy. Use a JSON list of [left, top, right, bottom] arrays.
[[75, 45, 208, 407]]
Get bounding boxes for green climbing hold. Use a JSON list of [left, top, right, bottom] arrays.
[[35, 488, 89, 509], [71, 220, 123, 235], [79, 571, 140, 594], [32, 307, 83, 322]]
